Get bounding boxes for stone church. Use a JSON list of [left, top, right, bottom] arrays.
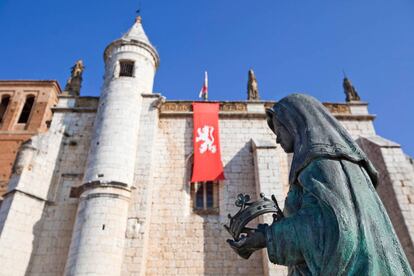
[[0, 16, 413, 276]]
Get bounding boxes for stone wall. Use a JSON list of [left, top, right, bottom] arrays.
[[144, 112, 284, 275], [357, 136, 414, 267], [338, 119, 375, 138], [0, 81, 60, 197], [1, 95, 408, 276], [139, 100, 380, 275], [0, 127, 65, 275], [122, 94, 162, 275], [252, 139, 289, 276], [27, 109, 96, 275]]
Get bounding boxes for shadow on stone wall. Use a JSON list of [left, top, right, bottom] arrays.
[[24, 130, 76, 274], [26, 209, 48, 276], [202, 143, 264, 275]]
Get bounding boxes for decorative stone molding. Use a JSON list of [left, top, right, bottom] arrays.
[[334, 114, 375, 121], [159, 101, 250, 113], [160, 102, 192, 112], [159, 101, 359, 119], [265, 102, 351, 114], [220, 102, 247, 112], [323, 103, 351, 114]]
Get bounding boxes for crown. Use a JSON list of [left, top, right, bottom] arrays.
[[224, 193, 283, 240]]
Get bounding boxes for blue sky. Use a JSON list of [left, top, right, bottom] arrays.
[[0, 0, 413, 156]]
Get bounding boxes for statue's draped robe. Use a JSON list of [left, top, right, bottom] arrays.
[[265, 94, 413, 275], [266, 158, 412, 275]]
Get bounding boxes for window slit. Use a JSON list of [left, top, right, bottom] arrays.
[[18, 95, 35, 124], [0, 95, 11, 123]]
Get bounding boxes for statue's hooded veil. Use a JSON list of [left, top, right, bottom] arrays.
[[266, 94, 378, 186]]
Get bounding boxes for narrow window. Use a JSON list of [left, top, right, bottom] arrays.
[[119, 60, 135, 77], [0, 95, 11, 123], [18, 95, 35, 124], [191, 181, 219, 214]]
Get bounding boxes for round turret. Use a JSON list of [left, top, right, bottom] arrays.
[[65, 17, 159, 275], [104, 16, 159, 68], [83, 16, 159, 186]]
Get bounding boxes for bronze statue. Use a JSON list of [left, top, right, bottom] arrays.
[[343, 77, 360, 102], [247, 69, 260, 101], [227, 94, 413, 275], [64, 60, 84, 96]]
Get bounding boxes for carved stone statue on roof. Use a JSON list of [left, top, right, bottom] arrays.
[[247, 69, 260, 101], [343, 77, 360, 102], [64, 60, 84, 97]]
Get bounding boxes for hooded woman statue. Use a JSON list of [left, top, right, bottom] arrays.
[[228, 94, 413, 275]]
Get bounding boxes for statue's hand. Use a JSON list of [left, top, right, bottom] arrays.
[[226, 224, 268, 259]]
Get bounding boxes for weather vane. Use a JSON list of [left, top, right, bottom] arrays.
[[136, 0, 142, 15]]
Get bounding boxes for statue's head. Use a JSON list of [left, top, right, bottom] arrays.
[[248, 69, 255, 79], [266, 93, 332, 155], [266, 108, 294, 153], [266, 93, 377, 185]]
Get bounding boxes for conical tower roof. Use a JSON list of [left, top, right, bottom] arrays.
[[121, 16, 153, 46], [104, 16, 159, 67]]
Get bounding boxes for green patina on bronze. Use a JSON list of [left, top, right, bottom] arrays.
[[266, 94, 412, 275], [227, 94, 413, 275]]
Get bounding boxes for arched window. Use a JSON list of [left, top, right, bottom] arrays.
[[0, 95, 11, 123], [18, 95, 35, 124]]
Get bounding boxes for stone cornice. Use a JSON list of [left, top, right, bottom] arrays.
[[52, 107, 97, 113], [334, 114, 376, 121], [141, 93, 162, 98], [0, 132, 37, 137], [50, 97, 375, 120], [158, 101, 370, 120], [0, 80, 62, 93], [69, 181, 132, 199], [104, 39, 160, 68], [160, 101, 248, 113]]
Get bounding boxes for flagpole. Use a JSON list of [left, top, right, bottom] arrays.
[[199, 71, 209, 101], [204, 71, 208, 101]]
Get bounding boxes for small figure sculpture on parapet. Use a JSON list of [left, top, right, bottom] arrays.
[[343, 76, 360, 102], [247, 69, 260, 101], [64, 60, 84, 97]]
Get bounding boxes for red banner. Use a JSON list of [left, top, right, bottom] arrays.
[[191, 103, 225, 182]]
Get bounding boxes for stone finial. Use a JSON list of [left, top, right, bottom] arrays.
[[247, 69, 260, 101], [343, 77, 360, 102], [135, 16, 142, 23], [64, 60, 84, 97]]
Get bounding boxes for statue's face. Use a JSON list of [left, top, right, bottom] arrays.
[[274, 118, 294, 153]]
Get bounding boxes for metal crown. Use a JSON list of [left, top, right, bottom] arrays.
[[224, 193, 283, 240]]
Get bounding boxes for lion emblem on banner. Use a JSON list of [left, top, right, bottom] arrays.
[[196, 125, 217, 154]]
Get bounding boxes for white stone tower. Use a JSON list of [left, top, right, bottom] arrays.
[[64, 16, 159, 275]]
